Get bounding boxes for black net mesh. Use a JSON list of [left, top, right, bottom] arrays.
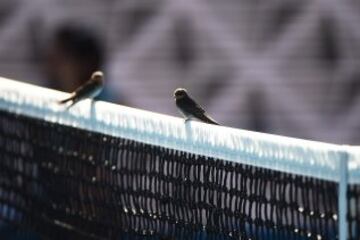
[[348, 185, 360, 240], [0, 110, 359, 240]]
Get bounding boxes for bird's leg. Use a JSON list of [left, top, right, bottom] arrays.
[[65, 100, 76, 110]]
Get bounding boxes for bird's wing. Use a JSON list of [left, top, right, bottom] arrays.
[[58, 93, 76, 104], [58, 80, 99, 104], [181, 97, 219, 125], [72, 79, 97, 99], [178, 96, 205, 114], [195, 111, 220, 125]]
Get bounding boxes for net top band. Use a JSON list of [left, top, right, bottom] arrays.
[[0, 77, 359, 184]]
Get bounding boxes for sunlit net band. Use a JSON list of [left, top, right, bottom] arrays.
[[0, 77, 359, 240]]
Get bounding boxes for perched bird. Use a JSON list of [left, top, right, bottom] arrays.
[[58, 71, 104, 107], [174, 88, 219, 125]]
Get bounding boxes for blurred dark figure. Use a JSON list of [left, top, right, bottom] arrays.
[[45, 23, 104, 93]]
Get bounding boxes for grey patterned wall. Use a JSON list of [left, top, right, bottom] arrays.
[[0, 0, 359, 144]]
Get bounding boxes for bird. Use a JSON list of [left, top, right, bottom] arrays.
[[58, 71, 104, 107], [174, 88, 220, 125]]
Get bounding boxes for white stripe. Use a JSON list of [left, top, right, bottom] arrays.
[[0, 77, 359, 184]]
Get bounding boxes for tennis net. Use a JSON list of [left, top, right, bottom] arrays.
[[0, 77, 359, 240]]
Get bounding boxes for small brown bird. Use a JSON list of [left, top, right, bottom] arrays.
[[174, 88, 219, 125], [58, 71, 104, 107]]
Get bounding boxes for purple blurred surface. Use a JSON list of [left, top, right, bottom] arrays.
[[0, 0, 359, 144]]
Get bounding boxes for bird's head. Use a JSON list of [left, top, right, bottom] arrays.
[[91, 71, 104, 83], [174, 88, 188, 99]]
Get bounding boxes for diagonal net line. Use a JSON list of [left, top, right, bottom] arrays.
[[108, 0, 360, 140], [182, 0, 360, 141], [108, 0, 184, 92], [261, 0, 322, 61], [315, 0, 360, 134], [179, 0, 330, 136], [320, 0, 360, 42]]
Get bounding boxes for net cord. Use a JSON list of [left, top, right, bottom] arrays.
[[339, 153, 349, 240], [0, 77, 360, 184]]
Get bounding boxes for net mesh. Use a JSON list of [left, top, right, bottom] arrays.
[[0, 78, 360, 240], [0, 109, 359, 240]]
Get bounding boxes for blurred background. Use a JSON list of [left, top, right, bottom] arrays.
[[0, 0, 359, 144]]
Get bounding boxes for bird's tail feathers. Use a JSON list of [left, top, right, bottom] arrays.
[[58, 95, 74, 104], [201, 114, 220, 125], [208, 118, 220, 125]]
